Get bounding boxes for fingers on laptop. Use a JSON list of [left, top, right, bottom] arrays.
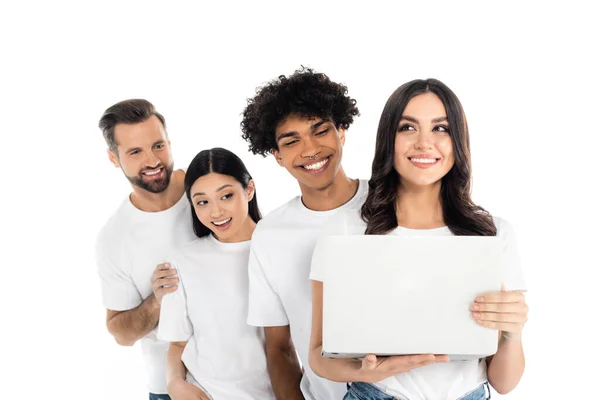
[[472, 290, 528, 332], [362, 353, 448, 373], [474, 290, 525, 304]]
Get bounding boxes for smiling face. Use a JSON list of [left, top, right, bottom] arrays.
[[272, 114, 345, 191], [108, 115, 174, 193], [394, 92, 455, 189], [189, 172, 255, 242]]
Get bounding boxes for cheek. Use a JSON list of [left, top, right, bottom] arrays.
[[393, 137, 411, 166], [194, 207, 211, 225], [124, 160, 140, 174], [234, 196, 249, 217], [439, 138, 454, 163]]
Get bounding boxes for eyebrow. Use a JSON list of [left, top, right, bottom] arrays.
[[125, 140, 165, 154], [276, 119, 330, 143], [192, 184, 233, 198], [400, 115, 448, 124]]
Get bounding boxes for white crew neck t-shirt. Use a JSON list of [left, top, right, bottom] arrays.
[[157, 235, 276, 400], [96, 192, 196, 394], [310, 207, 527, 400], [247, 179, 369, 400]]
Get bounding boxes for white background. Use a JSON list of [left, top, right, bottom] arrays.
[[2, 1, 598, 399]]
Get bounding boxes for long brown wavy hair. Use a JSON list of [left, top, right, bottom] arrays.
[[361, 79, 496, 236]]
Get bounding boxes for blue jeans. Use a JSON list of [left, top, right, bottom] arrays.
[[149, 393, 171, 400], [344, 381, 490, 400]]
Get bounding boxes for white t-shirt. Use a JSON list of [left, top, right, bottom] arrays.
[[247, 179, 369, 400], [157, 235, 276, 400], [96, 193, 196, 394], [310, 207, 527, 400]]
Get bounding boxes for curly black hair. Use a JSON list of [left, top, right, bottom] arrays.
[[240, 67, 360, 156]]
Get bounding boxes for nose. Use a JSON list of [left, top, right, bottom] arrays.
[[143, 150, 161, 168], [209, 203, 224, 219], [414, 131, 433, 151], [300, 135, 322, 159]]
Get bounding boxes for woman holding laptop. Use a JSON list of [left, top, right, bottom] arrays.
[[309, 79, 528, 400]]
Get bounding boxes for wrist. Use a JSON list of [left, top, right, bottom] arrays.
[[167, 377, 186, 394], [501, 331, 522, 340], [148, 293, 161, 310], [356, 361, 377, 383]]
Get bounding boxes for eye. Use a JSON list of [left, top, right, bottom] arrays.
[[315, 127, 329, 136], [433, 125, 449, 133], [196, 200, 207, 206], [130, 150, 140, 155], [398, 124, 416, 132], [221, 193, 233, 201], [283, 140, 298, 147], [155, 143, 165, 149]]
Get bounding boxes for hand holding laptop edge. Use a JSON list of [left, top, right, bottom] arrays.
[[470, 285, 528, 341], [357, 353, 450, 383]]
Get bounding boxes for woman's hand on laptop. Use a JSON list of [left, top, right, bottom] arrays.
[[471, 288, 528, 340], [358, 353, 449, 382]]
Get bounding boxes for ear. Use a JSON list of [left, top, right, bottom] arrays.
[[107, 149, 120, 168], [246, 179, 256, 201], [338, 125, 346, 146], [272, 149, 284, 167]]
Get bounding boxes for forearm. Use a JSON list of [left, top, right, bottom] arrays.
[[107, 294, 160, 345], [267, 346, 305, 400], [309, 345, 368, 383], [487, 335, 525, 394], [167, 342, 187, 386]]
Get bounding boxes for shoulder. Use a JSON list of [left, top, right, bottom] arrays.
[[325, 207, 366, 235], [492, 216, 516, 238], [253, 197, 299, 234], [95, 200, 131, 253]]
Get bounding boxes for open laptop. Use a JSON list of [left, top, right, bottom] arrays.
[[312, 235, 504, 361]]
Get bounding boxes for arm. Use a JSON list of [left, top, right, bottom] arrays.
[[308, 281, 363, 381], [474, 290, 527, 394], [246, 239, 304, 399], [166, 342, 211, 400], [264, 325, 305, 400], [480, 221, 528, 394], [486, 333, 525, 394], [308, 280, 447, 383], [106, 294, 160, 346], [105, 262, 179, 346], [167, 341, 187, 384]]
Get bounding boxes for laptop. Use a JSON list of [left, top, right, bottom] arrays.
[[312, 235, 504, 361]]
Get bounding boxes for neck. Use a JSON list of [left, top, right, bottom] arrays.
[[217, 215, 257, 243], [299, 168, 358, 212], [395, 181, 445, 229], [129, 169, 185, 212]]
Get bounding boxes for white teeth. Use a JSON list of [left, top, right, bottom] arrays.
[[410, 158, 437, 164], [213, 218, 231, 226], [304, 158, 328, 170], [143, 168, 161, 175]]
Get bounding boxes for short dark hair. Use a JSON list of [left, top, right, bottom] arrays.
[[240, 66, 360, 156], [98, 99, 166, 153], [184, 147, 262, 238]]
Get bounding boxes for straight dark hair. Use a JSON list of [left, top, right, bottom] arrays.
[[184, 148, 262, 238], [361, 79, 496, 236]]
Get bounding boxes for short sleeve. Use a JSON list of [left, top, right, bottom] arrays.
[[246, 240, 289, 327], [497, 218, 527, 292], [96, 240, 142, 311], [157, 266, 193, 342]]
